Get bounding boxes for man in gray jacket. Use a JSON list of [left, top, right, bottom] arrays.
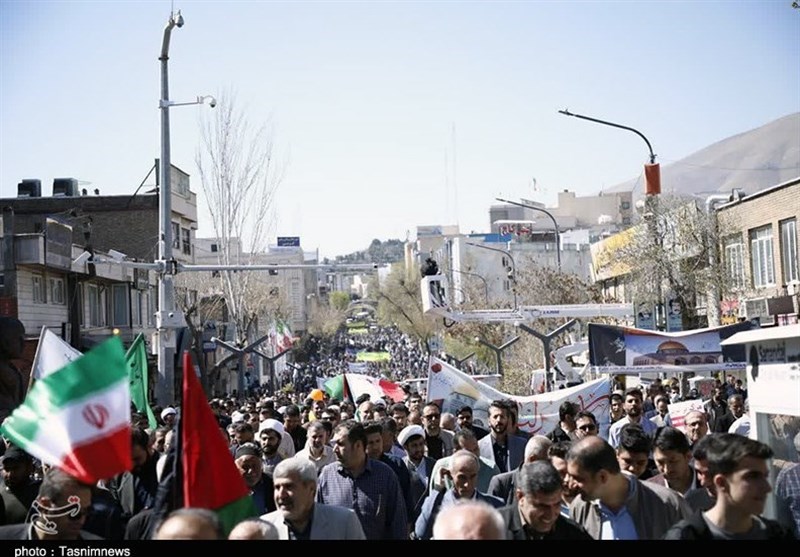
[[566, 436, 691, 540], [261, 458, 365, 540]]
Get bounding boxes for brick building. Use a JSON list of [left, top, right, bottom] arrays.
[[716, 177, 799, 325]]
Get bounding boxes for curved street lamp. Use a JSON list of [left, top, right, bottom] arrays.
[[449, 268, 489, 303], [495, 197, 561, 272], [465, 242, 517, 309]]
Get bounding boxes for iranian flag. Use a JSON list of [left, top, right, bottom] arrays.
[[271, 319, 294, 353], [0, 337, 131, 484], [341, 373, 405, 403], [181, 351, 257, 535]]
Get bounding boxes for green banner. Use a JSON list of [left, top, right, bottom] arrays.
[[356, 351, 391, 362]]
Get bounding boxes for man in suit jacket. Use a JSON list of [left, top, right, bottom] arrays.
[[261, 458, 365, 540], [421, 402, 454, 460], [478, 400, 527, 473], [488, 435, 552, 505]]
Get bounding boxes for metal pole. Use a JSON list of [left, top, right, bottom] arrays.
[[156, 11, 182, 406], [449, 268, 489, 302], [475, 336, 519, 377], [495, 197, 561, 271], [516, 320, 577, 392]]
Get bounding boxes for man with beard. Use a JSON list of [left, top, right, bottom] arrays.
[[282, 404, 307, 453], [107, 427, 159, 519], [262, 458, 365, 539], [566, 436, 690, 540], [478, 400, 527, 474], [608, 388, 658, 449], [258, 419, 286, 476], [234, 442, 275, 515], [499, 461, 592, 540], [456, 405, 489, 440], [316, 420, 408, 539], [294, 421, 336, 475], [398, 424, 436, 522], [364, 420, 414, 525], [421, 402, 454, 460], [647, 426, 699, 496], [0, 445, 41, 524]]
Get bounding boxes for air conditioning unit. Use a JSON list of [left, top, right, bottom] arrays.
[[53, 178, 79, 197], [17, 179, 41, 197], [787, 281, 799, 296]]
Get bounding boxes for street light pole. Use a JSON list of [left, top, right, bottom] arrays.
[[156, 10, 184, 406], [466, 242, 518, 308], [558, 109, 662, 327], [448, 268, 489, 303], [495, 197, 561, 272], [475, 336, 519, 377]]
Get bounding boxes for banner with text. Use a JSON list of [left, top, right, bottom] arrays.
[[426, 357, 611, 436], [587, 320, 757, 375]]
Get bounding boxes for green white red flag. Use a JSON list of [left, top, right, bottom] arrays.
[[0, 336, 132, 484]]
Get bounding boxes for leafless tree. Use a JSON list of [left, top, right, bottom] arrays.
[[193, 90, 286, 344]]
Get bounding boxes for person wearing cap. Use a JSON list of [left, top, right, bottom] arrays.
[[398, 424, 436, 523], [258, 419, 286, 476], [0, 445, 41, 524], [234, 442, 275, 516], [160, 407, 177, 428]]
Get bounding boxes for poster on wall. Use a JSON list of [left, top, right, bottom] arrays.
[[588, 320, 758, 375]]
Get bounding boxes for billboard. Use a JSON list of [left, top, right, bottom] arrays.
[[587, 320, 758, 375], [277, 236, 300, 247]]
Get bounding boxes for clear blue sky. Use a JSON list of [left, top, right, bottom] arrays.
[[1, 1, 798, 259]]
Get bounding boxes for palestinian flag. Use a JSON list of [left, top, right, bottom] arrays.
[[181, 351, 257, 535], [0, 337, 132, 484]]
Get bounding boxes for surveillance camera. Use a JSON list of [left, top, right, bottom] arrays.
[[174, 11, 184, 27], [209, 98, 216, 108], [372, 263, 379, 270]]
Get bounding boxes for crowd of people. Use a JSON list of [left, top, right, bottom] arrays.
[[0, 313, 799, 541], [0, 374, 798, 541]]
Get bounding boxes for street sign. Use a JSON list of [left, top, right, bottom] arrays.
[[202, 340, 216, 353], [277, 236, 300, 247]]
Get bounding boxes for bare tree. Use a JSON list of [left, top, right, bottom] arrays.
[[612, 194, 723, 329], [194, 90, 286, 345]]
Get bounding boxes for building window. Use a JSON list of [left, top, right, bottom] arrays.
[[723, 234, 746, 290], [111, 284, 129, 327], [210, 243, 218, 253], [779, 218, 798, 284], [49, 277, 65, 305], [132, 290, 142, 327], [181, 228, 191, 256], [172, 222, 180, 250], [621, 201, 631, 210], [87, 284, 106, 327], [749, 225, 775, 288], [32, 275, 45, 304]]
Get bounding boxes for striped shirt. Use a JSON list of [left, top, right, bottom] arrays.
[[317, 458, 408, 540]]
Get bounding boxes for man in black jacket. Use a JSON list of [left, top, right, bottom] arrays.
[[664, 434, 795, 540]]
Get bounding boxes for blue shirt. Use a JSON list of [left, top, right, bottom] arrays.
[[317, 458, 408, 540], [597, 475, 639, 540]]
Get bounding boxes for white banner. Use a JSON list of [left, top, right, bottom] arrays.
[[426, 357, 611, 436]]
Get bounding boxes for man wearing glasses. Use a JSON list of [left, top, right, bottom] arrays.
[[421, 403, 454, 460], [574, 411, 600, 440]]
